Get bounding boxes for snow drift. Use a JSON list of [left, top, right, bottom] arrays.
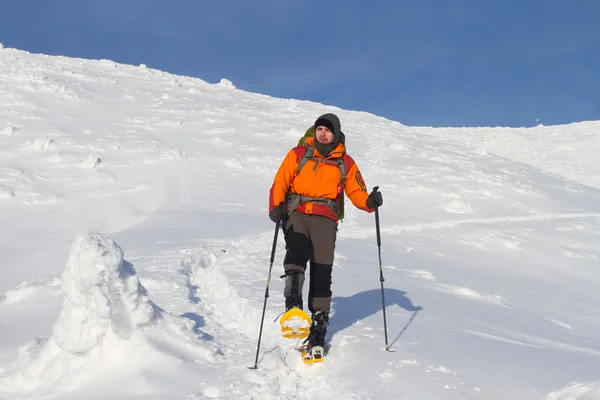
[[0, 230, 219, 393]]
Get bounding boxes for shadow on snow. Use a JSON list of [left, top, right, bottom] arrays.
[[330, 288, 422, 350]]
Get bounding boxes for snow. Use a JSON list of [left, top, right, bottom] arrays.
[[546, 381, 600, 400], [0, 45, 599, 399], [218, 78, 237, 89], [0, 231, 218, 396]]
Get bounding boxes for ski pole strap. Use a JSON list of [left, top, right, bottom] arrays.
[[286, 193, 339, 215]]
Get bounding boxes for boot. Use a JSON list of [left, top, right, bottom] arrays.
[[303, 311, 328, 359], [283, 270, 305, 311]]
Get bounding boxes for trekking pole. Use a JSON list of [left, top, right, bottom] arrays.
[[371, 186, 390, 351], [248, 212, 283, 369]]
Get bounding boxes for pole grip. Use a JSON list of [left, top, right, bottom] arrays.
[[373, 187, 382, 248]]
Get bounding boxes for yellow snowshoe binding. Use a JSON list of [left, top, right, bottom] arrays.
[[301, 344, 325, 364]]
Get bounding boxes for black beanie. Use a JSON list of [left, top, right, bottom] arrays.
[[314, 113, 341, 144], [313, 113, 342, 157]]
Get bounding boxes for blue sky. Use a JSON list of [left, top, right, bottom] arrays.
[[1, 0, 599, 127]]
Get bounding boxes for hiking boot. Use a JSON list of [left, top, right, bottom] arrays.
[[304, 311, 328, 350], [305, 330, 326, 349], [301, 311, 328, 361]]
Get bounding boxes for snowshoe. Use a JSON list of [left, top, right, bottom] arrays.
[[280, 307, 311, 339], [301, 343, 326, 364], [300, 311, 328, 364]]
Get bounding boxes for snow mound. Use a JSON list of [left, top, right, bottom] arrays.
[[0, 185, 15, 199], [218, 78, 236, 89], [53, 230, 156, 351], [443, 198, 475, 213], [81, 154, 103, 168], [0, 231, 219, 394], [27, 137, 57, 151], [545, 381, 600, 399], [0, 126, 19, 136]]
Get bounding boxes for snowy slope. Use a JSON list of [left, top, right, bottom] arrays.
[[1, 45, 600, 400]]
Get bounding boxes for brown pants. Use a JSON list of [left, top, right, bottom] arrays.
[[283, 211, 337, 314]]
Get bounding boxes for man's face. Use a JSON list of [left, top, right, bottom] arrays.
[[315, 126, 334, 144]]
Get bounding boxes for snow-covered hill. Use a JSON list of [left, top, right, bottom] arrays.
[[1, 45, 599, 399]]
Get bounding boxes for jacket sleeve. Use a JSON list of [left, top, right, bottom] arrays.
[[344, 160, 374, 213], [269, 149, 299, 211]]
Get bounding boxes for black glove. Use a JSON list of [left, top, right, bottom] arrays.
[[366, 190, 383, 209], [269, 205, 288, 223]]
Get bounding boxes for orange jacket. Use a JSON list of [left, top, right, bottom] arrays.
[[269, 137, 374, 221]]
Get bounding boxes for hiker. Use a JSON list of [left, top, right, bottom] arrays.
[[268, 113, 383, 356]]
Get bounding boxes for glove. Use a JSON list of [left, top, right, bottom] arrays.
[[269, 205, 288, 223], [366, 190, 383, 209]]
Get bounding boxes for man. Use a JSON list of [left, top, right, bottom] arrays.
[[269, 113, 383, 359]]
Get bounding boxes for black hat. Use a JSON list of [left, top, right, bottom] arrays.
[[314, 113, 341, 144]]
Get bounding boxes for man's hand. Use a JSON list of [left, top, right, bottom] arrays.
[[269, 204, 288, 223], [367, 189, 383, 209]]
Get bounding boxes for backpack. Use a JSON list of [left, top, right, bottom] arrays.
[[296, 126, 346, 220]]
